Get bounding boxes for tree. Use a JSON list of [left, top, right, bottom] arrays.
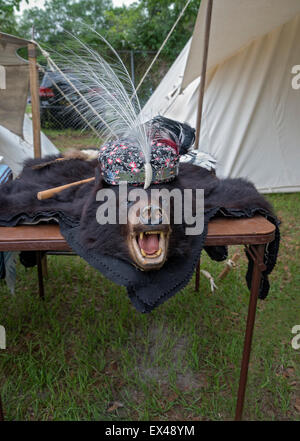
[[16, 0, 201, 102], [104, 0, 200, 60], [0, 0, 25, 34], [18, 0, 113, 46], [103, 0, 200, 102], [18, 0, 200, 60]]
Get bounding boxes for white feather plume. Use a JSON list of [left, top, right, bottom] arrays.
[[37, 31, 153, 188]]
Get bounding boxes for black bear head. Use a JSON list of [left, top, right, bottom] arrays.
[[80, 163, 218, 271]]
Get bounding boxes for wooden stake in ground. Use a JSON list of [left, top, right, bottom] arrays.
[[218, 252, 241, 280]]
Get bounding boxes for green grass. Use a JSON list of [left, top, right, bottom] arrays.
[[26, 104, 99, 151], [43, 128, 99, 152], [0, 192, 299, 421]]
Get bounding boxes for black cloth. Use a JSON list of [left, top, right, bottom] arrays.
[[0, 156, 280, 313]]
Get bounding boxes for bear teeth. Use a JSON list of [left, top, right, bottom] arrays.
[[139, 231, 164, 236], [141, 248, 162, 258]]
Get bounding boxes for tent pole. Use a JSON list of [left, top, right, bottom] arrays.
[[195, 0, 213, 150], [28, 42, 41, 158]]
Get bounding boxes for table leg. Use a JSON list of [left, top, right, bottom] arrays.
[[36, 251, 45, 300], [42, 254, 48, 279], [235, 244, 266, 420], [195, 259, 200, 292]]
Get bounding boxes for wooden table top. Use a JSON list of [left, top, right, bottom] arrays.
[[0, 215, 275, 252]]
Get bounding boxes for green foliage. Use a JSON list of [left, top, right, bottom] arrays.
[[121, 0, 200, 60], [0, 0, 25, 34], [17, 0, 200, 60], [17, 0, 113, 44], [1, 0, 201, 104], [15, 0, 201, 103], [104, 0, 200, 102]]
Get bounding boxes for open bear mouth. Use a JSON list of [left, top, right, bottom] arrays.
[[129, 229, 170, 270], [138, 231, 163, 258]]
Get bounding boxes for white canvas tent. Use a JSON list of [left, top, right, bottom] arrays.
[[142, 0, 300, 193], [0, 114, 58, 175], [0, 32, 58, 175]]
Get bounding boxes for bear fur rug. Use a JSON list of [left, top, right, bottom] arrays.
[[0, 155, 280, 312]]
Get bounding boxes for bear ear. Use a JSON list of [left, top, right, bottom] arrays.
[[94, 164, 104, 191]]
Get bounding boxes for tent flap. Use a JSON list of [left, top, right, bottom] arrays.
[[142, 7, 300, 193], [0, 33, 29, 138], [181, 0, 300, 91]]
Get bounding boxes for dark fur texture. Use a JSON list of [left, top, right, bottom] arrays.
[[0, 155, 279, 311], [0, 155, 275, 262], [0, 156, 97, 223]]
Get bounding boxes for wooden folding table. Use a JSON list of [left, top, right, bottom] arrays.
[[0, 215, 275, 420]]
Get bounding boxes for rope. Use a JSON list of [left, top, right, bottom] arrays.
[[134, 0, 193, 96], [200, 269, 218, 293], [225, 259, 236, 269]]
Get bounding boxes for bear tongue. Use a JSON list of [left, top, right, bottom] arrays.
[[138, 234, 159, 255]]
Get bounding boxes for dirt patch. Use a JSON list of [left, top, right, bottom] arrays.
[[129, 324, 208, 392]]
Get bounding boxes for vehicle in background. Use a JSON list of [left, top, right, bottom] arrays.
[[39, 71, 81, 129]]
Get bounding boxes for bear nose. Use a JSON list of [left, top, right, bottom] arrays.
[[140, 205, 163, 225]]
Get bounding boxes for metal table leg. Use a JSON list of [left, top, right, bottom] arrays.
[[235, 244, 266, 420]]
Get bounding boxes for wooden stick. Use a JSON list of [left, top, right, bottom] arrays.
[[28, 42, 41, 158], [37, 177, 95, 200], [32, 157, 67, 170], [195, 0, 213, 149]]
